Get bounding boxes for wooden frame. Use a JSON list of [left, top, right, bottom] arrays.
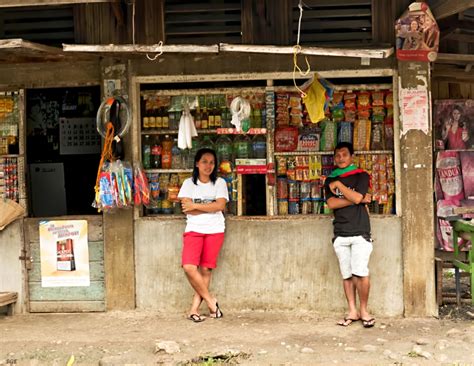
[[0, 0, 117, 6]]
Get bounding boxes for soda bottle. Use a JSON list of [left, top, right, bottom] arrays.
[[151, 136, 162, 169], [142, 134, 152, 169], [161, 134, 173, 169]]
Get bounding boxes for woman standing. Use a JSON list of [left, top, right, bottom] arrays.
[[442, 105, 469, 150], [178, 148, 228, 322]]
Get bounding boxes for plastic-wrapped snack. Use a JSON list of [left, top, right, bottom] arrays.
[[133, 163, 150, 206], [290, 113, 303, 127], [353, 119, 371, 151], [169, 173, 179, 187], [309, 155, 322, 179], [344, 92, 357, 110], [370, 122, 384, 150], [97, 171, 115, 211], [320, 120, 337, 151], [295, 168, 304, 181], [344, 109, 357, 122], [287, 156, 297, 170], [159, 173, 170, 194], [277, 177, 288, 199], [289, 95, 302, 108], [372, 91, 385, 106], [357, 91, 371, 109], [384, 118, 394, 150], [167, 185, 180, 202], [276, 156, 287, 176], [358, 109, 371, 119], [295, 155, 307, 168], [287, 169, 296, 180], [372, 107, 385, 122], [337, 121, 353, 144], [385, 91, 393, 107], [331, 91, 344, 110], [332, 108, 345, 121], [310, 180, 321, 199], [278, 199, 288, 215]]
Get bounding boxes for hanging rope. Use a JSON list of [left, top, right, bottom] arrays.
[[94, 122, 115, 200], [146, 41, 164, 61], [293, 0, 311, 97]]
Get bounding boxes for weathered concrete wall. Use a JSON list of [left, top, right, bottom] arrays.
[[0, 221, 25, 314], [135, 216, 403, 316]]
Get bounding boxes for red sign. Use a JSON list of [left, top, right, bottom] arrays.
[[236, 165, 267, 174]]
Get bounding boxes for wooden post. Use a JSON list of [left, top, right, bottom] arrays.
[[101, 60, 135, 310], [398, 61, 437, 316]]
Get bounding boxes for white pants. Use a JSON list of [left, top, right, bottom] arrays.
[[333, 235, 373, 279]]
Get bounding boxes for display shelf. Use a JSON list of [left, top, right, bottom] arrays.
[[141, 129, 218, 135], [0, 154, 21, 158], [216, 128, 267, 134], [435, 148, 474, 152], [274, 150, 393, 156], [145, 169, 193, 173]]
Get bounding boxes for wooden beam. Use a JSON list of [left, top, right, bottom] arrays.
[[219, 43, 394, 59], [0, 38, 63, 54], [432, 0, 474, 20], [437, 52, 474, 62], [63, 43, 219, 53], [0, 0, 116, 6]]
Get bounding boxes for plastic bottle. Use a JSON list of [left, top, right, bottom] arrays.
[[151, 136, 162, 169], [251, 134, 266, 159], [171, 139, 181, 169], [234, 134, 251, 159], [216, 135, 233, 162], [161, 134, 173, 169], [142, 135, 152, 169]]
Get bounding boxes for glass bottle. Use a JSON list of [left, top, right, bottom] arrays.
[[234, 134, 251, 159], [155, 106, 163, 129], [214, 104, 222, 128], [142, 98, 150, 130], [151, 135, 162, 169], [194, 107, 202, 129], [208, 101, 215, 129], [162, 107, 169, 129], [201, 107, 209, 129], [148, 104, 156, 129], [142, 135, 152, 169]]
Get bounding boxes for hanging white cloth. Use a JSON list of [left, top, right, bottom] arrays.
[[177, 102, 197, 149]]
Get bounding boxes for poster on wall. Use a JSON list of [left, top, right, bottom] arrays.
[[433, 100, 474, 150], [395, 2, 439, 62], [400, 87, 429, 134], [39, 220, 90, 287]]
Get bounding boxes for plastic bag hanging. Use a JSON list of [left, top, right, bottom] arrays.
[[230, 97, 251, 132], [177, 100, 197, 149], [300, 74, 334, 124]]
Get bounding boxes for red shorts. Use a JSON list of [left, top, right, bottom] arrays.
[[182, 231, 225, 268]]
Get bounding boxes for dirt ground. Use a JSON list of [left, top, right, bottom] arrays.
[[1, 307, 474, 366]]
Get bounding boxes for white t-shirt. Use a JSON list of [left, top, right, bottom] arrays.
[[178, 177, 229, 234]]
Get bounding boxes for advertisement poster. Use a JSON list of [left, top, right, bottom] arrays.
[[39, 220, 90, 287], [433, 100, 474, 150], [395, 2, 439, 62], [400, 88, 429, 134]]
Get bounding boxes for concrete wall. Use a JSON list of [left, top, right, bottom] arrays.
[[0, 221, 25, 314], [135, 216, 403, 316]]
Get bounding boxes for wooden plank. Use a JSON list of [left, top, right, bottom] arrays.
[[5, 19, 74, 32], [292, 8, 371, 18], [437, 81, 450, 99], [28, 281, 105, 301], [25, 216, 103, 242], [459, 83, 472, 99], [30, 241, 104, 262], [29, 300, 105, 312], [298, 31, 372, 43], [28, 261, 104, 282], [63, 44, 219, 53], [443, 33, 474, 43], [449, 82, 462, 98], [295, 19, 371, 31], [0, 38, 63, 54], [165, 3, 241, 13], [432, 0, 474, 20], [0, 0, 116, 6], [431, 80, 439, 100], [166, 13, 241, 24], [165, 25, 241, 36], [0, 292, 17, 307], [299, 0, 371, 6], [219, 44, 393, 59]]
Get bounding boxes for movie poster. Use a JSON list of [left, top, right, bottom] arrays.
[[395, 2, 439, 62], [39, 220, 90, 287], [433, 100, 474, 150]]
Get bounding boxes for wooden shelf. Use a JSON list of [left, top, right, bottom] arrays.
[[145, 169, 193, 173], [274, 150, 393, 156], [141, 129, 218, 135], [435, 149, 474, 152], [0, 154, 20, 158]]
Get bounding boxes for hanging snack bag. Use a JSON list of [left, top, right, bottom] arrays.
[[309, 155, 322, 180], [370, 122, 385, 150], [133, 163, 151, 206], [344, 92, 357, 110], [97, 170, 115, 211], [357, 91, 371, 110], [384, 117, 394, 150], [320, 119, 337, 151], [353, 119, 371, 151], [276, 156, 287, 176], [337, 121, 353, 144], [385, 91, 393, 107], [275, 127, 299, 152]]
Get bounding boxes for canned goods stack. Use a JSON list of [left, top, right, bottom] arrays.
[[0, 157, 19, 202]]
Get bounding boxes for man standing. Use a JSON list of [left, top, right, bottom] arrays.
[[324, 142, 375, 328]]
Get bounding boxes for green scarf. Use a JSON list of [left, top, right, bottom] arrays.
[[328, 164, 358, 178]]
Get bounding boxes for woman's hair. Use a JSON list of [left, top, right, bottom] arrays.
[[192, 148, 218, 185], [452, 105, 465, 127]]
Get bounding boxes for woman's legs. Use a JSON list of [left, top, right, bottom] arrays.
[[183, 264, 217, 313], [188, 267, 212, 315]]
